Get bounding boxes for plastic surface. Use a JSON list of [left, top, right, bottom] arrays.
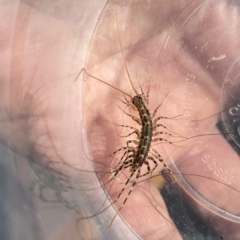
[[1, 0, 240, 240]]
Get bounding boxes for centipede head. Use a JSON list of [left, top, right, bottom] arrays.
[[132, 94, 148, 108]]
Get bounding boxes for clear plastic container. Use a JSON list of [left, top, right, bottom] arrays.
[[1, 0, 240, 240]]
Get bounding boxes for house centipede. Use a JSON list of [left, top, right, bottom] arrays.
[[79, 8, 183, 229], [78, 2, 240, 239]]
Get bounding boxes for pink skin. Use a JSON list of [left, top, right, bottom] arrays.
[[1, 0, 240, 240]]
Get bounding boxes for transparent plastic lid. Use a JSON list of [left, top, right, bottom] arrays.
[[2, 0, 240, 240]]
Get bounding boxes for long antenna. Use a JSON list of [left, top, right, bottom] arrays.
[[115, 8, 139, 96], [80, 68, 132, 100]]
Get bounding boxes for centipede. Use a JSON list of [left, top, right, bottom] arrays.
[[78, 1, 240, 240], [80, 63, 179, 224], [16, 1, 240, 240], [80, 1, 187, 228]]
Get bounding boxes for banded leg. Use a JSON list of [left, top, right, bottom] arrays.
[[152, 93, 169, 118], [153, 131, 174, 137], [112, 158, 134, 178], [152, 137, 182, 147], [101, 149, 134, 187], [112, 149, 135, 171], [117, 125, 140, 138], [116, 154, 135, 171], [137, 158, 157, 179], [118, 106, 141, 125], [126, 139, 138, 147], [103, 155, 134, 189], [109, 168, 141, 226], [109, 122, 140, 138], [153, 114, 182, 124], [152, 137, 173, 145], [150, 147, 171, 173], [110, 138, 138, 157], [108, 142, 136, 181], [153, 123, 170, 131], [153, 123, 183, 137]]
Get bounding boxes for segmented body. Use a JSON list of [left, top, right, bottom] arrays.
[[100, 87, 175, 220], [131, 95, 152, 172], [80, 5, 175, 225]]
